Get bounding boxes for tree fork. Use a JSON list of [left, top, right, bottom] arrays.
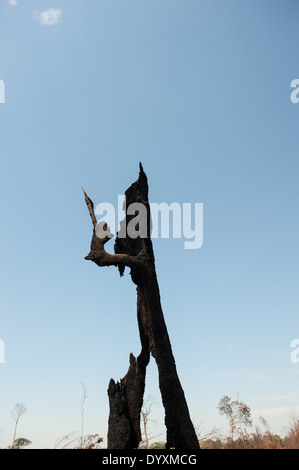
[[83, 163, 199, 449]]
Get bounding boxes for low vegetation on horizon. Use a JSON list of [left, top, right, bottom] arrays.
[[3, 394, 299, 449]]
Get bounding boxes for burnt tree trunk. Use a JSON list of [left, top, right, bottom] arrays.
[[83, 163, 199, 449]]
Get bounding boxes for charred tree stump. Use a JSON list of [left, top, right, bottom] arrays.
[[83, 163, 199, 449]]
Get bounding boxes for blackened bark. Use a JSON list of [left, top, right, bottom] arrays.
[[107, 351, 148, 449], [83, 164, 199, 449], [106, 284, 150, 449]]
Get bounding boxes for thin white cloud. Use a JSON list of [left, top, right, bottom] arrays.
[[8, 0, 18, 7], [35, 9, 62, 26]]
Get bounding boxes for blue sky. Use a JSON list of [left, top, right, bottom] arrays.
[[0, 0, 299, 448]]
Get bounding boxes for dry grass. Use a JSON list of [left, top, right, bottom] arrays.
[[201, 416, 299, 449]]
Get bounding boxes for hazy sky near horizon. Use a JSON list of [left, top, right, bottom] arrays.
[[0, 0, 299, 448]]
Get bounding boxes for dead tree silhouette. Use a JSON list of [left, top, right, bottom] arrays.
[[83, 163, 199, 449]]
